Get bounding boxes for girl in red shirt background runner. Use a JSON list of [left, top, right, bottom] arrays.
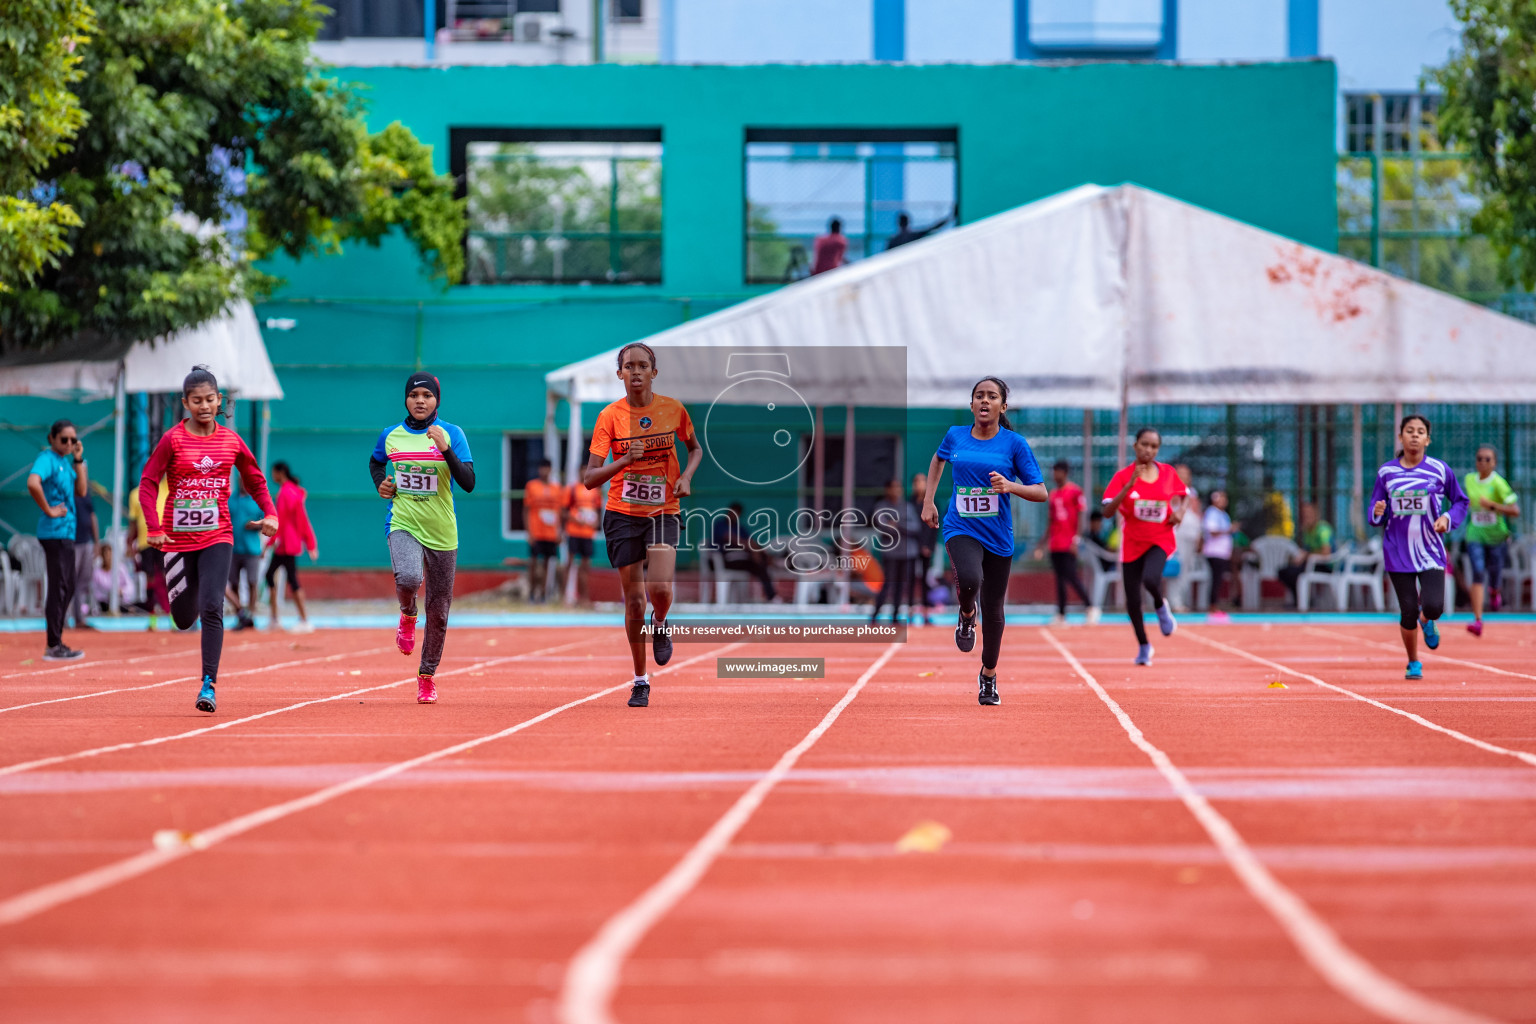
[[583, 343, 702, 708], [266, 461, 318, 632], [1034, 459, 1098, 625], [1102, 428, 1187, 666], [140, 367, 278, 713]]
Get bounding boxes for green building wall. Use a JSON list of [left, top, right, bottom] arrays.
[[2, 61, 1339, 567]]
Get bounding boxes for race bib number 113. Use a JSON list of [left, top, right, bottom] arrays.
[[956, 486, 999, 518]]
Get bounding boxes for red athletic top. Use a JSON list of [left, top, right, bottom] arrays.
[[1045, 483, 1084, 553], [140, 422, 276, 553], [1103, 462, 1186, 563], [271, 480, 317, 557]]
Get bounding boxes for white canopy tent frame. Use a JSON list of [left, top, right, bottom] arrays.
[[545, 183, 1536, 559], [0, 301, 284, 614]]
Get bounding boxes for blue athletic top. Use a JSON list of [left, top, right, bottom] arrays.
[[30, 449, 76, 541], [936, 425, 1043, 557]]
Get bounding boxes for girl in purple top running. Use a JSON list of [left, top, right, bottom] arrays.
[[1368, 414, 1468, 680]]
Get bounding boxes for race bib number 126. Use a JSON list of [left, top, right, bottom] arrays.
[[1391, 489, 1429, 516]]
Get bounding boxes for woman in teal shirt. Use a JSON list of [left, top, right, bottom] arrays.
[[26, 419, 88, 661]]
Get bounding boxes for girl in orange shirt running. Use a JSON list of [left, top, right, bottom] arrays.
[[583, 343, 702, 707]]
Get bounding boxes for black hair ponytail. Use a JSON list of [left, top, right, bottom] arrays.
[[182, 364, 227, 419], [1394, 413, 1431, 459], [971, 376, 1013, 431]]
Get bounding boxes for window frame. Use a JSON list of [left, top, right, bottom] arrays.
[[451, 126, 664, 287]]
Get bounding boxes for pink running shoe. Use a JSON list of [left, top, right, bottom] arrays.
[[396, 614, 417, 656], [1467, 620, 1484, 638], [416, 674, 437, 704], [1491, 591, 1503, 612]]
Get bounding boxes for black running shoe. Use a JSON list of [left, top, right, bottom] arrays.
[[43, 644, 84, 661], [954, 611, 976, 653], [652, 615, 673, 666], [978, 672, 1000, 706], [627, 682, 650, 708]]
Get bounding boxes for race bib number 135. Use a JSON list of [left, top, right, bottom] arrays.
[[1133, 499, 1168, 523]]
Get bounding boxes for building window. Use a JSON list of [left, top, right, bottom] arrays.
[[504, 434, 590, 535], [798, 434, 900, 518], [1028, 0, 1164, 50], [453, 128, 662, 286], [610, 0, 642, 21], [744, 128, 958, 285], [1343, 92, 1440, 154]]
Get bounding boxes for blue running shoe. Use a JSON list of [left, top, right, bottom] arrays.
[[1155, 604, 1177, 637], [195, 676, 216, 714], [1135, 644, 1154, 666], [1405, 661, 1423, 680], [1421, 617, 1440, 650]]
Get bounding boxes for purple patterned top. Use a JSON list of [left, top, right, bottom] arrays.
[[1368, 456, 1468, 573]]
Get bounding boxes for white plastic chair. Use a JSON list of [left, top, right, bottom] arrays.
[[703, 548, 756, 604], [1505, 542, 1529, 611], [1339, 545, 1386, 612], [1080, 540, 1120, 610], [7, 534, 46, 615], [1168, 549, 1211, 611], [1240, 535, 1302, 610], [1296, 548, 1350, 611]]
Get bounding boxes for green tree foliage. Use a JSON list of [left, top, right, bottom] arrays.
[[0, 1, 93, 294], [1431, 0, 1536, 289], [1, 0, 465, 351]]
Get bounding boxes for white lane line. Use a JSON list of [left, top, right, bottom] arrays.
[[1042, 631, 1501, 1024], [0, 646, 389, 716], [0, 640, 591, 778], [559, 642, 900, 1024], [0, 644, 737, 927], [1184, 630, 1536, 769], [1305, 626, 1536, 683], [0, 639, 280, 683]]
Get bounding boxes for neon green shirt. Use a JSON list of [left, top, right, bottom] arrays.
[[1463, 471, 1516, 545], [371, 419, 472, 551]]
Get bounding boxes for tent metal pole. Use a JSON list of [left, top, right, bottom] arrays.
[[259, 400, 271, 476], [1351, 404, 1364, 541], [566, 394, 584, 488], [1081, 409, 1094, 524], [109, 367, 126, 616], [841, 406, 856, 519], [812, 406, 825, 514], [1115, 396, 1128, 469], [544, 392, 561, 481]]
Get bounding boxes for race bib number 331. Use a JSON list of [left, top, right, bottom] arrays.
[[956, 486, 999, 518], [621, 473, 667, 506], [396, 468, 439, 496], [173, 498, 219, 532]]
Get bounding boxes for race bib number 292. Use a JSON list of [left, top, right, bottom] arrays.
[[173, 498, 219, 532]]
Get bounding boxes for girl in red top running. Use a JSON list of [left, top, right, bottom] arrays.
[[141, 367, 278, 713], [1102, 428, 1187, 666]]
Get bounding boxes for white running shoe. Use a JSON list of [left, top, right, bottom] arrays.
[[1086, 606, 1102, 625], [286, 621, 316, 634]]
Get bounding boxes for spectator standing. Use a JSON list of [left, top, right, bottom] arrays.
[[524, 459, 565, 603], [70, 488, 99, 628], [128, 482, 170, 630], [910, 472, 938, 625], [267, 461, 318, 632], [870, 480, 920, 625], [711, 502, 777, 602], [885, 206, 956, 250], [811, 217, 848, 275], [27, 420, 88, 659], [1202, 489, 1235, 621], [226, 477, 266, 630], [1033, 460, 1096, 624]]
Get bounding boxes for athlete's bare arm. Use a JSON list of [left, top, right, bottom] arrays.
[[674, 433, 703, 498], [920, 452, 946, 529], [582, 448, 640, 490]]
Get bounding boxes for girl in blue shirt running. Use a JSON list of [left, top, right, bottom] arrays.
[[921, 377, 1046, 705]]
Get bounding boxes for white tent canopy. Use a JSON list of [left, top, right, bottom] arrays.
[[0, 300, 283, 402], [546, 183, 1536, 410], [0, 300, 283, 615]]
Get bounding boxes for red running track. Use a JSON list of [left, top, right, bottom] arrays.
[[0, 622, 1533, 1024]]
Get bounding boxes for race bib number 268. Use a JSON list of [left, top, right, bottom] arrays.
[[621, 473, 667, 506]]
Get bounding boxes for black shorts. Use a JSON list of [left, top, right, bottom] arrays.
[[265, 553, 301, 591], [567, 536, 594, 559], [530, 540, 561, 560], [603, 510, 679, 570]]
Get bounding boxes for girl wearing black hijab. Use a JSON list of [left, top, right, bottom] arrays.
[[368, 372, 475, 704]]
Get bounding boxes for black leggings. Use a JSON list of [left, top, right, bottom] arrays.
[[1389, 569, 1445, 631], [1049, 551, 1092, 613], [1121, 546, 1169, 646], [870, 555, 915, 623], [165, 543, 234, 683], [946, 535, 1012, 672], [40, 538, 77, 649]]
